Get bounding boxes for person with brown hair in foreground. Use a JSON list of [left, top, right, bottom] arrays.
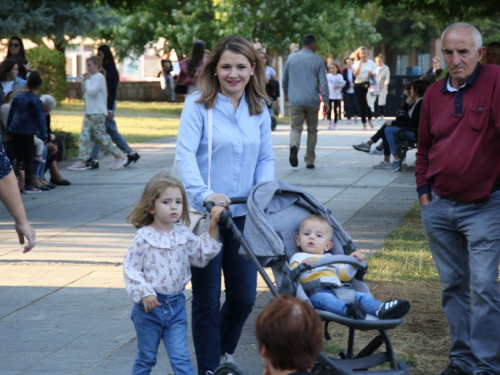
[[255, 294, 322, 375]]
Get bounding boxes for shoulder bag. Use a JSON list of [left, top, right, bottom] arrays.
[[172, 108, 213, 235]]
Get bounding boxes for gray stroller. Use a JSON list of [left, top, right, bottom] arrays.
[[213, 180, 409, 375]]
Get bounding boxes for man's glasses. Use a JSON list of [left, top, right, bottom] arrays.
[[9, 43, 20, 47]]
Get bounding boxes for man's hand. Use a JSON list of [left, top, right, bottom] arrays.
[[323, 104, 330, 113], [106, 111, 113, 120], [419, 194, 431, 207], [141, 295, 161, 313]]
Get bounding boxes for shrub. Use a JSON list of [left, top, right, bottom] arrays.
[[26, 45, 67, 102]]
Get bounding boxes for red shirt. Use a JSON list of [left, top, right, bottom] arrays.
[[416, 64, 500, 202]]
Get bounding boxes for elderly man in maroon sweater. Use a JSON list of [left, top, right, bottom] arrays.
[[416, 22, 500, 375]]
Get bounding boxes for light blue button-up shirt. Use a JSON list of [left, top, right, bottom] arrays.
[[176, 91, 275, 217]]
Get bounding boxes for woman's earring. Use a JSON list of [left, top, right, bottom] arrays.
[[251, 73, 254, 76], [214, 73, 217, 76]]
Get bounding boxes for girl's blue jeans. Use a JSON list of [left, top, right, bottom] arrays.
[[309, 289, 382, 317], [131, 292, 194, 375]]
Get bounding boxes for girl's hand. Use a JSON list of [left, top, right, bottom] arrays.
[[83, 73, 90, 80], [141, 295, 160, 313], [208, 206, 225, 241], [205, 193, 231, 207], [350, 251, 366, 262], [209, 206, 225, 224]]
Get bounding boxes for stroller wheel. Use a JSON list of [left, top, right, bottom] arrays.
[[213, 362, 249, 375]]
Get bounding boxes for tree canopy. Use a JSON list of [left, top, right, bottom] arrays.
[[103, 0, 381, 60], [353, 0, 500, 21]]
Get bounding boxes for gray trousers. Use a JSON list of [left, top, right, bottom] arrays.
[[289, 105, 319, 166], [421, 189, 500, 375]]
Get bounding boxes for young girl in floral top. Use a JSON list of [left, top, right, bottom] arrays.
[[124, 172, 224, 375]]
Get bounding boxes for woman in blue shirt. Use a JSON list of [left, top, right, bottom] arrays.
[[175, 35, 275, 375]]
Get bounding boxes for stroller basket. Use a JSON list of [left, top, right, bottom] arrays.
[[214, 180, 409, 375]]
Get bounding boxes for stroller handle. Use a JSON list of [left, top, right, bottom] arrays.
[[205, 197, 248, 222], [228, 196, 247, 205]]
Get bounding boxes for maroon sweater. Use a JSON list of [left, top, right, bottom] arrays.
[[416, 64, 500, 202]]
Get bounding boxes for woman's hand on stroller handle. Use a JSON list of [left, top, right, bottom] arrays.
[[205, 193, 231, 208]]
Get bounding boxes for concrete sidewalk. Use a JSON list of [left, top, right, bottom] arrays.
[[0, 118, 418, 374]]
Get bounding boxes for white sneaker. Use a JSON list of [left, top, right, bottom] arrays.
[[110, 156, 127, 170], [220, 353, 234, 364], [369, 145, 383, 155]]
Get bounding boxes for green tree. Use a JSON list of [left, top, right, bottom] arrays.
[[353, 0, 500, 21], [104, 0, 380, 62], [26, 45, 67, 102], [371, 5, 443, 71], [0, 1, 52, 37]]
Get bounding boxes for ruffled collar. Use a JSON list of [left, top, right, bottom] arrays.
[[137, 224, 189, 249]]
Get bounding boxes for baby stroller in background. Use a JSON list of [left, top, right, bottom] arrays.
[[213, 180, 410, 375]]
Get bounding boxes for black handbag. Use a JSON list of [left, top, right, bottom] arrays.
[[395, 110, 409, 121], [175, 84, 188, 95]]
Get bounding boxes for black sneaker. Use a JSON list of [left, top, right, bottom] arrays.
[[125, 152, 140, 167], [439, 363, 469, 375], [86, 158, 99, 169], [377, 300, 410, 319], [289, 146, 298, 167]]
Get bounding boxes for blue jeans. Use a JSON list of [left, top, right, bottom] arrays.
[[32, 145, 47, 178], [421, 189, 500, 374], [190, 216, 257, 375], [309, 289, 382, 316], [164, 75, 175, 101], [131, 292, 194, 375], [384, 126, 415, 155], [90, 105, 131, 160]]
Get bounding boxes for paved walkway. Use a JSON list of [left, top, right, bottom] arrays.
[[0, 118, 418, 374]]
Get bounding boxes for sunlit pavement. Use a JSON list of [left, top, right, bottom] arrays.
[[0, 118, 418, 374]]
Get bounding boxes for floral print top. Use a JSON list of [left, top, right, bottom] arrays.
[[123, 224, 221, 303]]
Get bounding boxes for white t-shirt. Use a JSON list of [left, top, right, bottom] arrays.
[[353, 59, 377, 83], [2, 81, 14, 95], [327, 73, 346, 100], [264, 66, 277, 81]]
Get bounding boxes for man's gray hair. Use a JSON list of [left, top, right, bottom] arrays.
[[40, 94, 56, 112], [441, 22, 483, 50]]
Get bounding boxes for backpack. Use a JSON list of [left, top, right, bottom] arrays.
[[266, 78, 280, 101]]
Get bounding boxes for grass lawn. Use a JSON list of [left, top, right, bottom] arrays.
[[323, 203, 450, 374], [51, 100, 184, 149], [51, 100, 289, 157]]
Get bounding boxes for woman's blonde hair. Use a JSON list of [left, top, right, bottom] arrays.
[[87, 55, 106, 76], [127, 172, 190, 229], [196, 35, 269, 115], [353, 46, 368, 61]]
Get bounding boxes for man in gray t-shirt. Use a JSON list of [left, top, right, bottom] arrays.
[[282, 34, 329, 169]]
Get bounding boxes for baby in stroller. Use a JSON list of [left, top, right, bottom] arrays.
[[290, 215, 410, 320]]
